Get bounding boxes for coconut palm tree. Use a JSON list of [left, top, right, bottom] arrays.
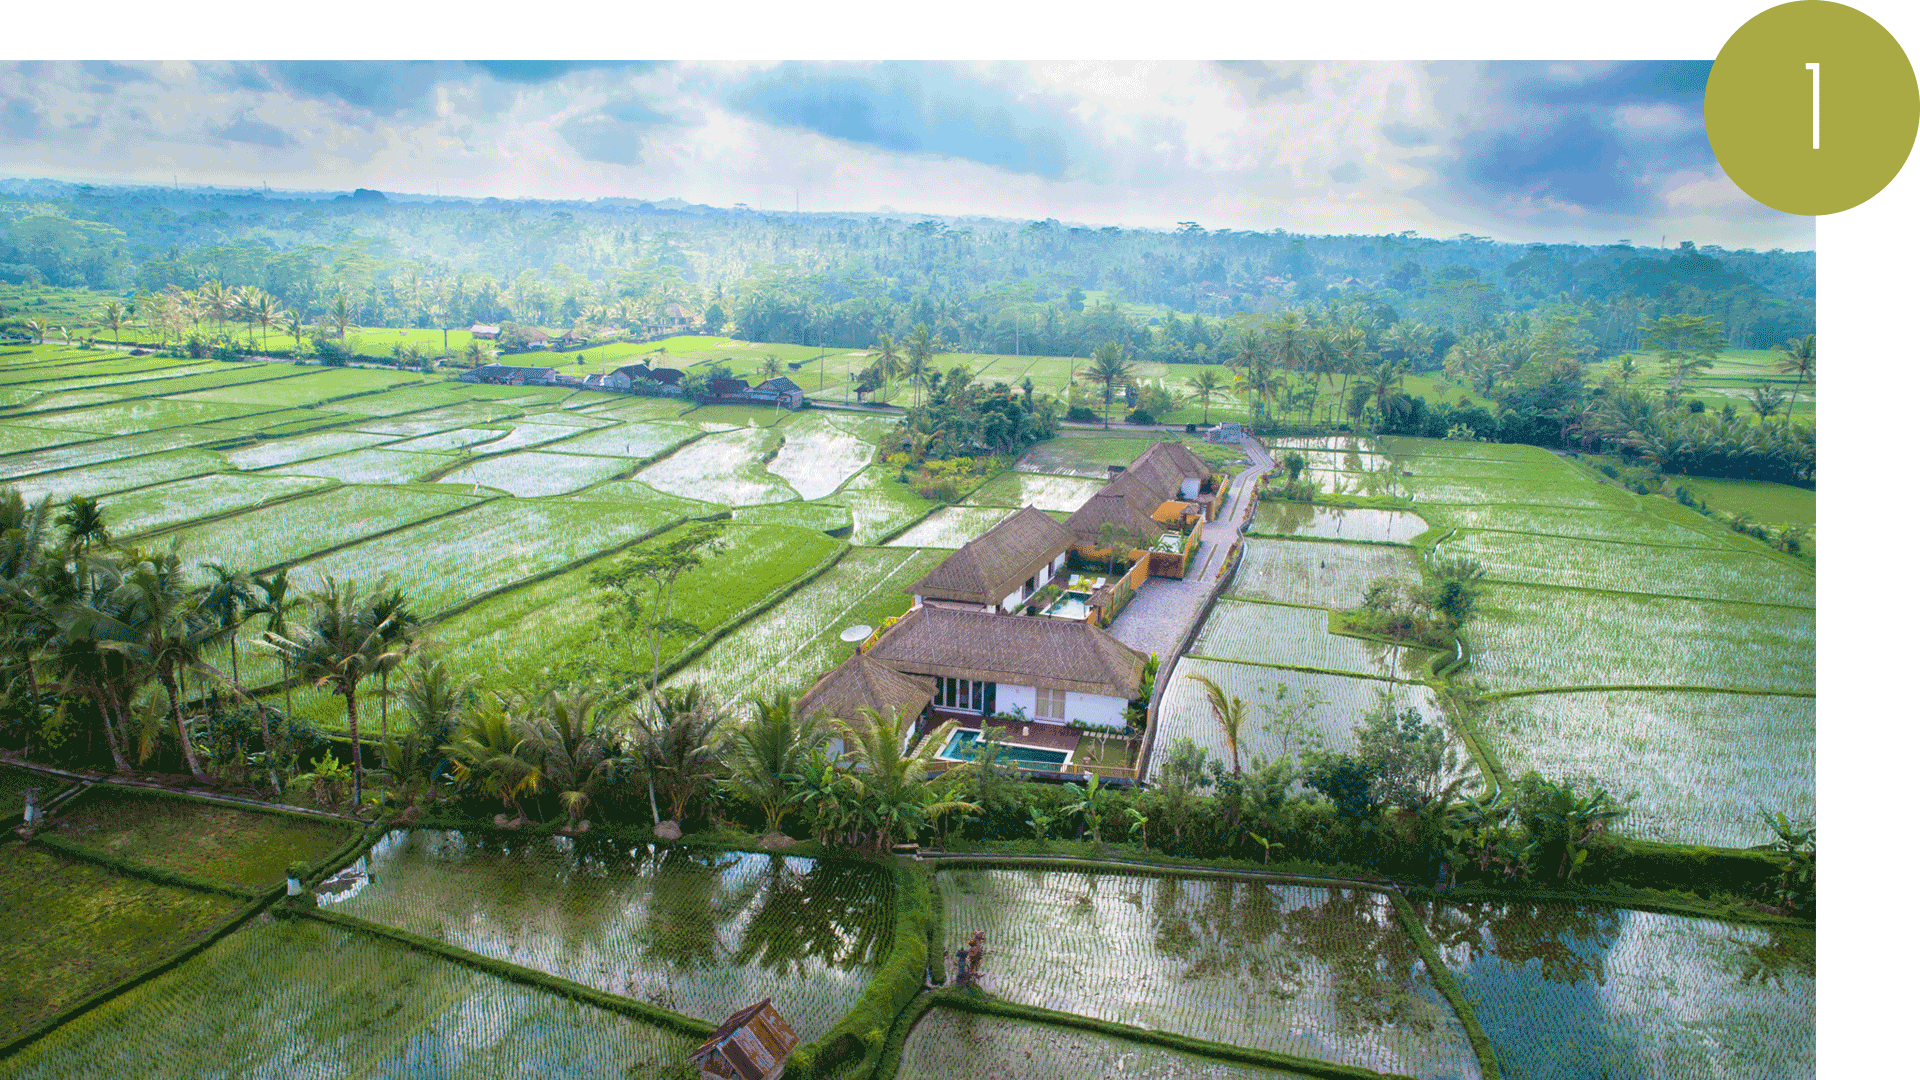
[[904, 322, 939, 408], [445, 693, 540, 824], [328, 292, 356, 339], [55, 495, 110, 558], [1365, 358, 1412, 427], [724, 693, 827, 837], [98, 300, 129, 346], [1186, 673, 1249, 776], [250, 568, 301, 754], [1081, 340, 1136, 429], [1772, 335, 1815, 424], [1746, 383, 1787, 421], [638, 684, 730, 825], [365, 585, 424, 744], [835, 707, 978, 852], [257, 574, 396, 808], [515, 687, 615, 831], [872, 332, 903, 390], [1184, 368, 1225, 425], [199, 563, 258, 714]]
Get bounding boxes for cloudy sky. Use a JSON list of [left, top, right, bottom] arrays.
[[0, 58, 1811, 249]]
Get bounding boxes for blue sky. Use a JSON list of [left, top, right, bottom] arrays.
[[0, 59, 1809, 248]]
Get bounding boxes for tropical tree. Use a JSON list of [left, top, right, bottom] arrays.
[[637, 684, 730, 824], [1745, 383, 1786, 420], [365, 586, 424, 744], [1186, 673, 1250, 776], [199, 562, 258, 712], [588, 523, 725, 691], [1771, 335, 1815, 424], [872, 332, 903, 390], [1364, 358, 1412, 427], [904, 322, 939, 408], [515, 688, 615, 831], [98, 300, 128, 346], [722, 692, 827, 837], [1081, 340, 1136, 428], [56, 495, 110, 558], [328, 292, 356, 339], [1185, 368, 1225, 425], [256, 575, 396, 807], [832, 708, 978, 852], [445, 693, 539, 824]]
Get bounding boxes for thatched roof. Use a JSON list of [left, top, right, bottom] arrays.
[[868, 605, 1146, 699], [1063, 491, 1169, 545], [910, 505, 1076, 606], [794, 651, 934, 730], [1127, 440, 1211, 495]]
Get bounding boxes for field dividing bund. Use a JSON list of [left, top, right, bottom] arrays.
[[0, 916, 705, 1079], [321, 830, 896, 1044], [1412, 899, 1813, 1080], [892, 1005, 1328, 1080], [935, 866, 1482, 1079]]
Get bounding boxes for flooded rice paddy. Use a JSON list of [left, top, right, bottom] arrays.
[[896, 1007, 1315, 1079], [1250, 502, 1429, 544], [323, 830, 894, 1041]]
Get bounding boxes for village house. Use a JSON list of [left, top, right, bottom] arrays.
[[748, 376, 806, 408], [468, 323, 500, 340], [460, 363, 558, 386], [863, 604, 1146, 730], [910, 506, 1074, 614]]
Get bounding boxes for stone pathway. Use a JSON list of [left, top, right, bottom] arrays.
[[1108, 436, 1273, 662]]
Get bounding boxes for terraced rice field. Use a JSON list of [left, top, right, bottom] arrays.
[[220, 429, 397, 469], [765, 414, 877, 499], [1189, 600, 1435, 679], [1151, 657, 1439, 776], [437, 451, 632, 497], [1016, 434, 1240, 478], [1417, 901, 1813, 1080], [267, 447, 457, 485], [10, 397, 266, 435], [1482, 691, 1813, 846], [98, 472, 333, 534], [47, 789, 355, 890], [1250, 503, 1429, 544], [833, 466, 939, 544], [461, 422, 586, 454], [1466, 584, 1814, 694], [1444, 530, 1814, 607], [293, 498, 690, 613], [542, 419, 700, 459], [159, 485, 479, 576], [1228, 538, 1422, 609], [938, 868, 1480, 1079], [886, 505, 1016, 549], [9, 448, 232, 501], [0, 917, 700, 1079], [671, 545, 948, 705], [0, 843, 240, 1045], [963, 469, 1111, 512], [632, 426, 798, 505], [1420, 505, 1723, 548], [327, 831, 894, 1041], [0, 428, 229, 480], [895, 1008, 1314, 1079]]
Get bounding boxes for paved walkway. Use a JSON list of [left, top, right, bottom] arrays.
[[1108, 436, 1274, 662]]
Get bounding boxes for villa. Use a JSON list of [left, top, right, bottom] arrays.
[[864, 605, 1146, 731], [910, 506, 1075, 614], [792, 651, 934, 758]]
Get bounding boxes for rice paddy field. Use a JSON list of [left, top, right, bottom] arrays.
[[48, 789, 355, 890], [1416, 900, 1814, 1080], [963, 469, 1112, 512], [937, 868, 1481, 1079], [895, 1008, 1315, 1080], [1228, 538, 1422, 609], [326, 830, 894, 1042], [0, 917, 702, 1080], [1249, 502, 1430, 544], [1189, 600, 1436, 680]]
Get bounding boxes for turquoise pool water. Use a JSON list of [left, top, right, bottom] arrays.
[[1043, 590, 1091, 620], [938, 729, 1071, 771]]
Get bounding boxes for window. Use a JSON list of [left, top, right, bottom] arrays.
[[939, 677, 986, 713], [1034, 687, 1066, 720]]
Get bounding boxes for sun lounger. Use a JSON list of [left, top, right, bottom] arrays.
[[1092, 577, 1107, 590]]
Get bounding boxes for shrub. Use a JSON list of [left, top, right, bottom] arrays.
[[1127, 408, 1155, 425], [1186, 423, 1197, 433], [1066, 405, 1097, 423]]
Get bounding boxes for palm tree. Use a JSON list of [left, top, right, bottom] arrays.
[[366, 585, 424, 744], [872, 332, 903, 391], [256, 574, 394, 808], [446, 694, 540, 824], [904, 322, 938, 408], [22, 319, 45, 345], [1746, 383, 1787, 420], [835, 707, 977, 852], [328, 292, 356, 339], [515, 688, 615, 831], [56, 495, 110, 557], [1186, 673, 1249, 776], [1772, 335, 1815, 424], [98, 300, 128, 346], [199, 563, 258, 713], [199, 280, 233, 339], [1184, 368, 1225, 425], [638, 684, 729, 825], [1365, 358, 1412, 427], [722, 692, 827, 837], [250, 569, 301, 755], [1081, 340, 1136, 429]]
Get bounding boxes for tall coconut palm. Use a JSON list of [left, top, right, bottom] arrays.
[[199, 280, 234, 339], [328, 292, 356, 339], [1184, 368, 1225, 425], [366, 585, 424, 744], [871, 332, 903, 393], [904, 322, 938, 408], [1772, 335, 1815, 424], [257, 574, 395, 807], [723, 693, 827, 837], [1186, 673, 1249, 776], [98, 300, 129, 346], [515, 687, 615, 830], [1081, 340, 1136, 429], [199, 563, 258, 714], [1365, 358, 1412, 427]]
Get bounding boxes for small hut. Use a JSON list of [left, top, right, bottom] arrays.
[[794, 651, 935, 751], [687, 998, 799, 1080]]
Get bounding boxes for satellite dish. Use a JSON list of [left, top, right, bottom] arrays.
[[840, 624, 873, 643]]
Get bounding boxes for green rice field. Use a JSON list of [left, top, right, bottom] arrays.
[[1189, 600, 1435, 679], [895, 1008, 1315, 1079], [1249, 502, 1429, 544], [1227, 538, 1422, 609], [48, 789, 354, 890], [886, 505, 1017, 549], [0, 917, 701, 1079], [1417, 900, 1813, 1080], [938, 868, 1480, 1079], [963, 469, 1112, 512], [327, 830, 894, 1042]]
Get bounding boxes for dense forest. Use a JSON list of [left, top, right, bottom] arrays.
[[0, 178, 1813, 366]]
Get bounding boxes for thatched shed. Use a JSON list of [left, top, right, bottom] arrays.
[[910, 505, 1075, 610], [794, 651, 934, 733]]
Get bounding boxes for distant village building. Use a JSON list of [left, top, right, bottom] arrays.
[[747, 376, 806, 408], [468, 324, 500, 340], [687, 999, 799, 1080]]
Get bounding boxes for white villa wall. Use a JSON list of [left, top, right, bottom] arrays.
[[996, 684, 1037, 718], [1065, 691, 1129, 729]]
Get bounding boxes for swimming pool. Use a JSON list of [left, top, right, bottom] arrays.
[[1043, 590, 1091, 620], [936, 728, 1072, 771]]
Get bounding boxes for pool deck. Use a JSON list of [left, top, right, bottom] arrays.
[[936, 712, 1083, 754]]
